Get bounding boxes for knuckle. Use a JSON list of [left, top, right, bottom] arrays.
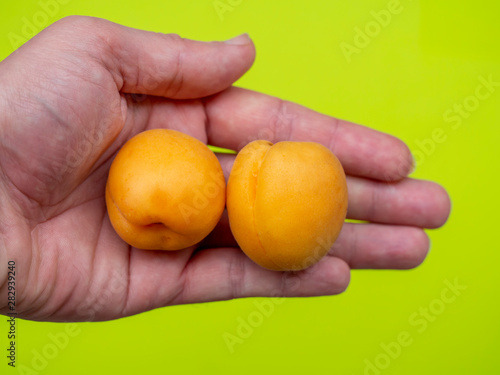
[[50, 15, 101, 33], [279, 271, 301, 297], [162, 32, 183, 43], [269, 98, 294, 142], [368, 184, 381, 220], [326, 118, 340, 154], [46, 16, 113, 57], [228, 253, 245, 299]]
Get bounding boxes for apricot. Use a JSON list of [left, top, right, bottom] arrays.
[[106, 129, 225, 250], [227, 140, 348, 271]]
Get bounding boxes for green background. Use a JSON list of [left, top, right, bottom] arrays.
[[1, 0, 499, 374]]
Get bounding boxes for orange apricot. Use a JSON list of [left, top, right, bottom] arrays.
[[106, 129, 225, 250], [227, 140, 348, 271]]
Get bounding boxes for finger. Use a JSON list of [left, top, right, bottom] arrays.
[[120, 244, 196, 318], [203, 218, 430, 270], [177, 247, 350, 304], [205, 87, 413, 181], [57, 16, 255, 99], [216, 155, 450, 229], [331, 223, 430, 269], [121, 96, 209, 143], [211, 154, 431, 269], [346, 177, 451, 228]]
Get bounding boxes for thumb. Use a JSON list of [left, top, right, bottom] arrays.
[[62, 16, 255, 99]]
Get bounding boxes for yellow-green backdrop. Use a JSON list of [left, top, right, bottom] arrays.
[[1, 0, 499, 374]]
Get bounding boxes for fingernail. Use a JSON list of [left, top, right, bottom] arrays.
[[409, 154, 416, 174], [223, 33, 251, 45]]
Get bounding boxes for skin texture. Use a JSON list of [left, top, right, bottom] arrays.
[[227, 140, 348, 271], [0, 16, 451, 322], [106, 129, 225, 250]]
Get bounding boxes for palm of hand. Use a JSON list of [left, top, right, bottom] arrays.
[[0, 17, 450, 322], [0, 38, 214, 321]]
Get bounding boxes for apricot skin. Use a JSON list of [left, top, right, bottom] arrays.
[[227, 140, 348, 271], [106, 129, 225, 250]]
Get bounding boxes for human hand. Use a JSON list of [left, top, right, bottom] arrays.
[[0, 16, 450, 322]]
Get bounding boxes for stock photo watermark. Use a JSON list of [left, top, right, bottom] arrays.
[[75, 269, 129, 322], [15, 324, 81, 375], [6, 261, 17, 368], [222, 233, 339, 354], [223, 297, 286, 353], [7, 0, 70, 50], [179, 171, 226, 225], [357, 278, 467, 375], [5, 270, 129, 373], [339, 0, 404, 63], [213, 0, 244, 22], [412, 74, 499, 167]]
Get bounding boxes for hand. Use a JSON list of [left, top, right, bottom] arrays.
[[0, 16, 450, 322]]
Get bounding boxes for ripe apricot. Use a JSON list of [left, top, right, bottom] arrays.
[[227, 140, 348, 271], [106, 129, 225, 250]]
